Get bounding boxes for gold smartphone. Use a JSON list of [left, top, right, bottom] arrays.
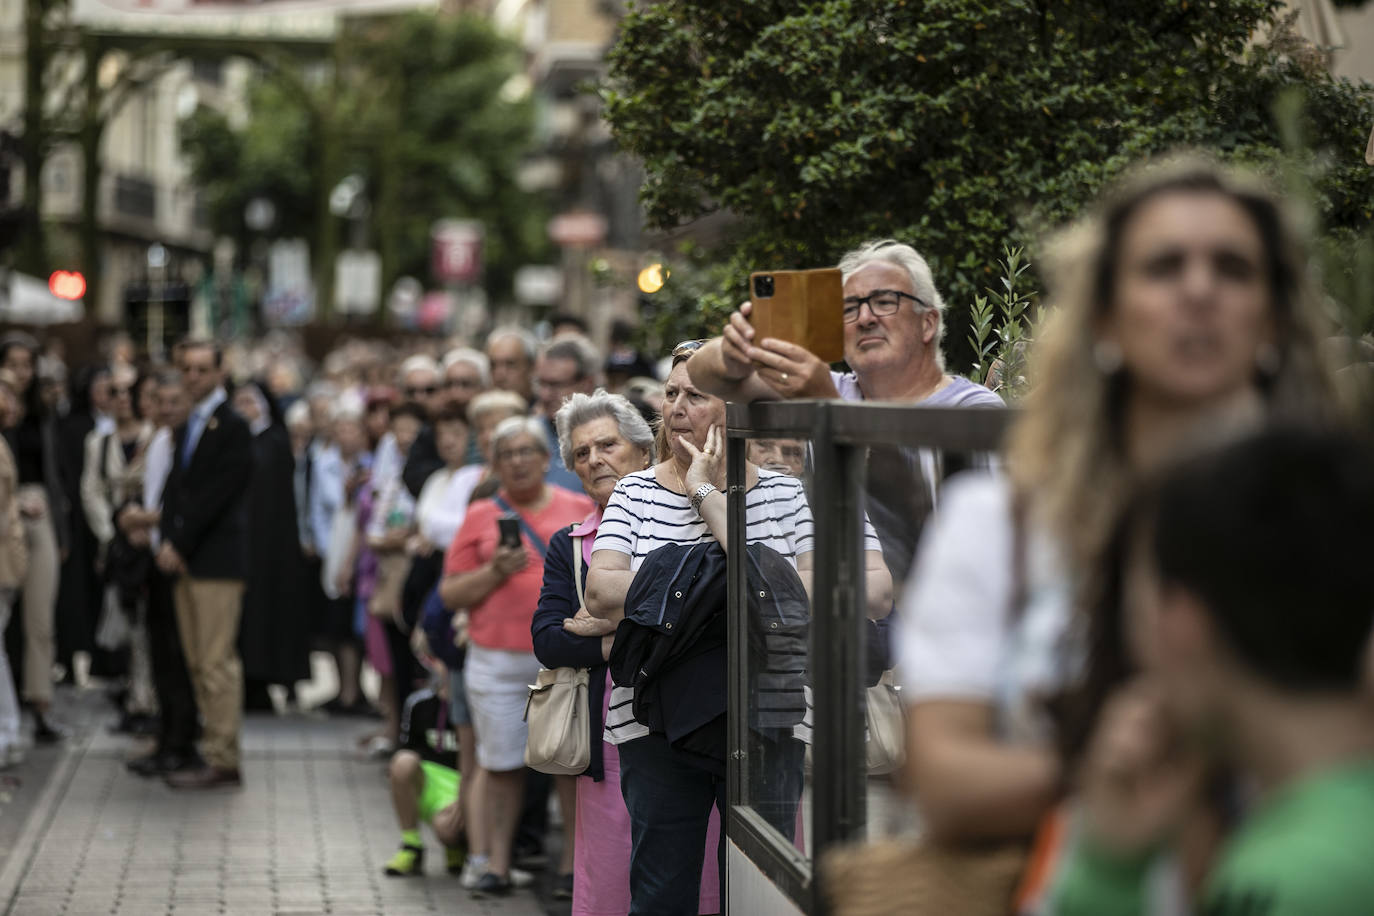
[[748, 268, 845, 364]]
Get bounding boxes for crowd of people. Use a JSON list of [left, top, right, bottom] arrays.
[[2, 152, 1372, 916]]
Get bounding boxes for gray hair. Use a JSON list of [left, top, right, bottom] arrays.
[[490, 415, 550, 461], [554, 390, 654, 467], [467, 389, 527, 427], [540, 335, 602, 382], [398, 354, 441, 382], [442, 347, 491, 388], [284, 400, 312, 429], [837, 239, 948, 370], [486, 326, 538, 363]]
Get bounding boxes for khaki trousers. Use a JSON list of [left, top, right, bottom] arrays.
[[173, 577, 244, 770], [18, 487, 59, 705]]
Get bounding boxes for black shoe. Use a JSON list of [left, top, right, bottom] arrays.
[[471, 872, 513, 898], [513, 840, 547, 870], [127, 751, 201, 778], [33, 717, 67, 744], [128, 714, 160, 737], [552, 873, 574, 900]]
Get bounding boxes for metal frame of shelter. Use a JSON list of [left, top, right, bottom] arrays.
[[725, 400, 1012, 915]]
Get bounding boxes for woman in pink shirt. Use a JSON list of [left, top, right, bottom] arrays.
[[441, 416, 592, 897]]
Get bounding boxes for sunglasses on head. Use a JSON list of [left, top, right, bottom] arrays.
[[671, 339, 708, 363]]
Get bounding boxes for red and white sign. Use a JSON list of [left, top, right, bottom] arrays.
[[431, 220, 484, 286], [547, 211, 607, 249]]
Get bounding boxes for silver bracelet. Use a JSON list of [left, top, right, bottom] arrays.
[[690, 483, 717, 513]]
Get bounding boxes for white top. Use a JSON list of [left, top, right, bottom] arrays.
[[366, 432, 416, 540], [143, 427, 174, 551], [593, 468, 879, 745], [895, 473, 1079, 744], [415, 464, 485, 551]]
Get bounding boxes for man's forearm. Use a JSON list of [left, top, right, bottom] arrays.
[[686, 341, 780, 402]]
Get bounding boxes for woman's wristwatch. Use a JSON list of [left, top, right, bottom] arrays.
[[690, 483, 717, 513]]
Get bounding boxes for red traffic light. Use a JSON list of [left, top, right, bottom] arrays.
[[48, 270, 86, 300]]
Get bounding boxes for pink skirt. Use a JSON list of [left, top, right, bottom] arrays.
[[364, 614, 392, 677], [572, 672, 721, 916]]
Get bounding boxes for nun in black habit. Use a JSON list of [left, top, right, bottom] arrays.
[[231, 381, 310, 711]]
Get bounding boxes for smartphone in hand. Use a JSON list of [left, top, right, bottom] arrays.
[[748, 268, 845, 363], [497, 515, 522, 549]]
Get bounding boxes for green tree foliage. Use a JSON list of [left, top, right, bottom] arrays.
[[180, 12, 549, 310], [604, 0, 1374, 370]]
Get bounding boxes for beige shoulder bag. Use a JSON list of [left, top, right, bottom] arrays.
[[524, 534, 592, 775]]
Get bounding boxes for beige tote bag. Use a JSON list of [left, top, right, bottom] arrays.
[[523, 534, 593, 775]]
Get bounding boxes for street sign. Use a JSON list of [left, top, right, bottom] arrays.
[[263, 238, 314, 326], [547, 210, 607, 248], [431, 219, 483, 286], [513, 264, 562, 305], [335, 249, 381, 315]]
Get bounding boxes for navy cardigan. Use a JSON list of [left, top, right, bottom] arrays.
[[531, 522, 610, 781]]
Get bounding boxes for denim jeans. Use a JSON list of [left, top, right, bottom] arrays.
[[619, 732, 727, 916], [620, 730, 806, 915]]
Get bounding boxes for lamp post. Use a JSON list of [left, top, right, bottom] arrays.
[[146, 242, 168, 361]]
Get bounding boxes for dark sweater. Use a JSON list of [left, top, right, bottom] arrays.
[[531, 523, 609, 781]]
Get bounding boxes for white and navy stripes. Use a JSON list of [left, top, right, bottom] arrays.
[[594, 468, 880, 746]]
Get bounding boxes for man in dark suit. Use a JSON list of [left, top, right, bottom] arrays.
[[155, 340, 252, 789]]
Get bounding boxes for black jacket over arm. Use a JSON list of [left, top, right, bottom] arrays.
[[532, 524, 609, 780], [159, 401, 253, 580]]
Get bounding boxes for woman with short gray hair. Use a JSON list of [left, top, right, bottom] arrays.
[[440, 414, 593, 897], [554, 391, 654, 469], [532, 389, 666, 911]]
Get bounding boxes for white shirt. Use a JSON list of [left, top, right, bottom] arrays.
[[143, 427, 174, 551], [366, 432, 415, 541], [895, 473, 1078, 744], [415, 464, 485, 552], [182, 387, 227, 465]]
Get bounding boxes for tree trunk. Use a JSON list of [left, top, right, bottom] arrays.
[[79, 37, 104, 317], [18, 0, 48, 275]]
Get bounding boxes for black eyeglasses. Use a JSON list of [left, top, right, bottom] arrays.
[[444, 378, 480, 390], [404, 385, 438, 397], [111, 387, 132, 397], [841, 289, 924, 324]]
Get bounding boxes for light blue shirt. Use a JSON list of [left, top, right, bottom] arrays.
[[181, 387, 227, 468]]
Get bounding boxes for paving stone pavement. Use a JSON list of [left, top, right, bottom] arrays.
[[1, 691, 546, 916]]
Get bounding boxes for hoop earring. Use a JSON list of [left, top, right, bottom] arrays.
[[1256, 342, 1281, 377], [1093, 340, 1124, 375]]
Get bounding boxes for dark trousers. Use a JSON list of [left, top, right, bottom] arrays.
[[517, 768, 551, 852], [146, 568, 198, 755], [619, 733, 728, 916]]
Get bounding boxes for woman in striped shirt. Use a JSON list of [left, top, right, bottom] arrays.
[[585, 342, 892, 916]]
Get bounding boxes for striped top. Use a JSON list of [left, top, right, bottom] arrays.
[[595, 468, 815, 745], [594, 468, 880, 746]]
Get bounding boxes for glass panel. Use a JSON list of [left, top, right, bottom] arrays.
[[740, 435, 814, 860], [863, 443, 1001, 840]]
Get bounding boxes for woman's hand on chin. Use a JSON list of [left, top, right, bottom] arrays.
[[681, 424, 723, 492]]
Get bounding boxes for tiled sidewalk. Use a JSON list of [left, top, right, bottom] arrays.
[[1, 704, 544, 916]]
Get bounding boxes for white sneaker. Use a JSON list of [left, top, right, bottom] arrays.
[[460, 858, 487, 890], [510, 867, 534, 888]]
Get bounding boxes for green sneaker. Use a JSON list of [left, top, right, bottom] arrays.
[[384, 844, 424, 877], [445, 844, 467, 876]]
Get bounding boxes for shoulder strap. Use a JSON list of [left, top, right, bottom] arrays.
[[571, 535, 585, 609], [493, 494, 549, 558], [1008, 492, 1029, 623]]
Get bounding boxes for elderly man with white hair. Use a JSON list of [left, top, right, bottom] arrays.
[[402, 348, 491, 498], [687, 239, 1003, 593]]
